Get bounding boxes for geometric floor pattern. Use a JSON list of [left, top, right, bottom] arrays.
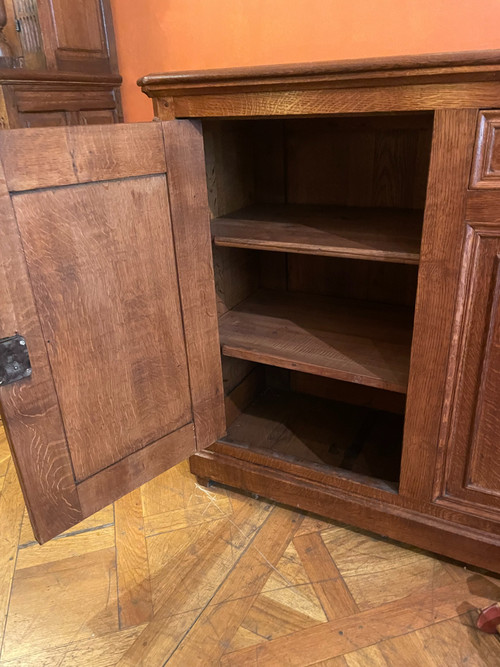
[[0, 420, 499, 666]]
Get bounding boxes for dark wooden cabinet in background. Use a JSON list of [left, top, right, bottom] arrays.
[[0, 52, 499, 573], [0, 68, 121, 128], [37, 0, 118, 74], [0, 0, 121, 127]]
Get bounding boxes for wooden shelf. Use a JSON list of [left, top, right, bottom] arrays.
[[212, 204, 423, 264], [219, 289, 413, 393], [220, 387, 404, 488]]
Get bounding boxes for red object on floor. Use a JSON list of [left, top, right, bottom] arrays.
[[477, 603, 500, 634]]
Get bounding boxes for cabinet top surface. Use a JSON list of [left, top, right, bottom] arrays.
[[139, 50, 500, 95]]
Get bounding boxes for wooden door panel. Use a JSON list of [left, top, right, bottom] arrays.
[[0, 122, 166, 191], [13, 176, 192, 480], [37, 0, 114, 74], [50, 0, 105, 52], [0, 121, 224, 542], [437, 221, 500, 515], [79, 109, 116, 125], [18, 111, 68, 128]]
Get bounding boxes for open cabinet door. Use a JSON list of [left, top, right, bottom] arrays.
[[0, 121, 225, 543]]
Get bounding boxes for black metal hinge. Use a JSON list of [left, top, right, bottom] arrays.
[[0, 334, 32, 386]]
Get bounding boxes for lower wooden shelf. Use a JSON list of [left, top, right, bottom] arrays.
[[220, 386, 404, 489], [219, 289, 414, 393]]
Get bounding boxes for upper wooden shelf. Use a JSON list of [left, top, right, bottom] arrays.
[[212, 204, 422, 265], [219, 289, 413, 394]]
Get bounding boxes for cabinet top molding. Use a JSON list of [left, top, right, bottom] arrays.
[[139, 50, 500, 95], [139, 50, 500, 118]]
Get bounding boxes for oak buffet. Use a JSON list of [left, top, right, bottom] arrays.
[[0, 51, 499, 574]]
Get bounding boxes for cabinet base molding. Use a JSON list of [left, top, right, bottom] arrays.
[[189, 450, 500, 575]]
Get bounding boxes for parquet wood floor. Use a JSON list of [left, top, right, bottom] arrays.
[[0, 420, 499, 665]]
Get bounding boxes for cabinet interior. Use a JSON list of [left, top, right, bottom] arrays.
[[203, 112, 434, 490]]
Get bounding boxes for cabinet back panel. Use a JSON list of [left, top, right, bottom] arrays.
[[203, 115, 433, 214], [285, 116, 433, 209], [287, 254, 419, 307]]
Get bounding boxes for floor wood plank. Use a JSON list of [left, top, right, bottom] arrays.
[[167, 507, 303, 665], [220, 578, 500, 666], [294, 532, 359, 620], [118, 497, 272, 666], [0, 430, 10, 479], [16, 526, 115, 570], [1, 548, 119, 661], [0, 463, 24, 660], [0, 419, 498, 666], [114, 488, 153, 629], [0, 624, 146, 667]]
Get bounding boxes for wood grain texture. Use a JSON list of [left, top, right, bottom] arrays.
[[285, 116, 431, 210], [470, 111, 500, 188], [140, 50, 500, 94], [14, 89, 116, 113], [0, 123, 165, 191], [287, 253, 418, 308], [163, 83, 500, 119], [219, 289, 413, 393], [0, 423, 10, 479], [166, 507, 303, 666], [16, 111, 67, 128], [0, 462, 24, 652], [118, 495, 272, 666], [436, 224, 500, 515], [203, 120, 257, 218], [2, 547, 119, 661], [220, 386, 404, 488], [0, 121, 224, 543], [210, 428, 500, 539], [466, 189, 500, 223], [1, 416, 498, 665], [37, 0, 117, 75], [343, 612, 500, 667], [213, 204, 422, 264], [190, 451, 500, 573], [220, 578, 498, 666], [0, 625, 146, 667], [13, 175, 192, 480], [162, 120, 225, 450], [293, 532, 358, 621], [223, 367, 265, 428], [0, 65, 121, 130], [399, 108, 479, 502], [76, 424, 195, 516], [0, 155, 82, 543], [114, 488, 153, 629], [15, 526, 114, 571], [204, 115, 432, 213]]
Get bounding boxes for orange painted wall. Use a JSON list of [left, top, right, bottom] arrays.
[[109, 0, 500, 122]]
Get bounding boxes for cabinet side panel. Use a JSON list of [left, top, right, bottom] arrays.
[[400, 108, 478, 501], [162, 120, 225, 449]]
